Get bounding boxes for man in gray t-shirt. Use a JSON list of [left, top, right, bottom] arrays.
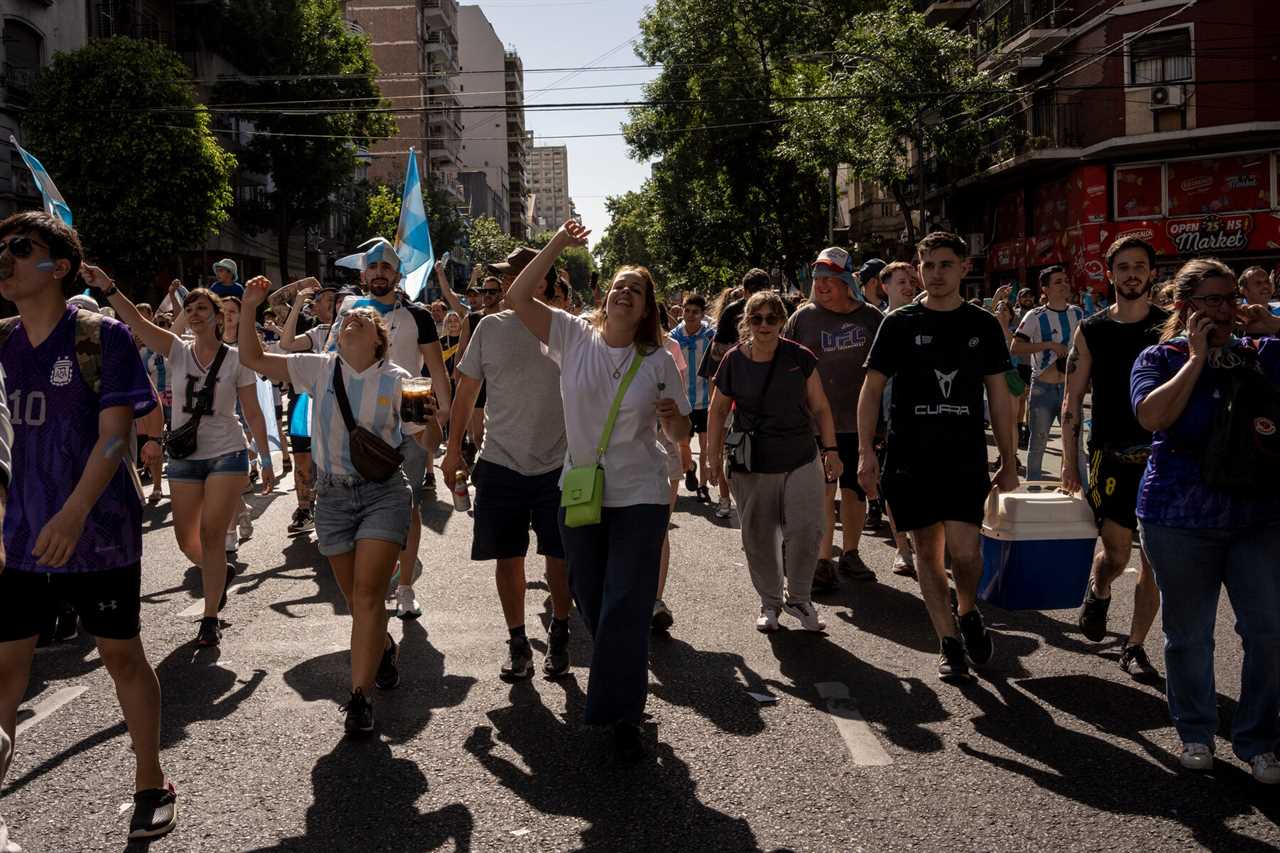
[[442, 272, 573, 682], [783, 247, 884, 590]]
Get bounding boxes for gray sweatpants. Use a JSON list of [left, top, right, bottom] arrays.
[[728, 456, 825, 608]]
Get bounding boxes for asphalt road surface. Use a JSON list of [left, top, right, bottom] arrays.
[[4, 424, 1278, 853]]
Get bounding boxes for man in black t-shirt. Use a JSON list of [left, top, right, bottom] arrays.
[[1062, 236, 1167, 682], [711, 268, 797, 357], [857, 232, 1019, 682]]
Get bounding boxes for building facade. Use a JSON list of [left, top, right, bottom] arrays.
[[920, 0, 1280, 297], [504, 50, 529, 238], [529, 143, 576, 231], [457, 5, 511, 231]]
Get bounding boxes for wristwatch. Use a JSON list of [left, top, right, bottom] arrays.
[[102, 283, 118, 297]]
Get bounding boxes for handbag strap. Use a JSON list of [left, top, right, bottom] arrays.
[[331, 358, 359, 434], [595, 350, 644, 463]]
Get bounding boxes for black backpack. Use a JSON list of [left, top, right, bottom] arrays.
[[1200, 349, 1280, 496]]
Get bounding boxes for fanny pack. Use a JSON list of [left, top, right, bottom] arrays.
[[333, 359, 404, 482], [724, 344, 779, 476], [165, 344, 228, 460], [561, 351, 643, 528]]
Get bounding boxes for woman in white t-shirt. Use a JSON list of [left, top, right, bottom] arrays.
[[506, 220, 692, 762], [105, 283, 274, 648], [237, 277, 440, 736]]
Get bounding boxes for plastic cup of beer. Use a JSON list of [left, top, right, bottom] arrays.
[[400, 377, 434, 424]]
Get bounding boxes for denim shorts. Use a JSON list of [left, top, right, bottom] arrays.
[[166, 448, 250, 483], [314, 471, 412, 556]]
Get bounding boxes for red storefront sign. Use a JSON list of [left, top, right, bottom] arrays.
[[989, 238, 1025, 271], [1071, 165, 1109, 225], [1108, 212, 1280, 257], [1167, 154, 1272, 217], [1115, 164, 1164, 219]]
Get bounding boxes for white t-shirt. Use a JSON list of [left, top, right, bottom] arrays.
[[546, 309, 691, 507], [287, 352, 423, 478], [165, 339, 257, 460]]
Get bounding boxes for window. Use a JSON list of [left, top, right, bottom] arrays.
[[1129, 28, 1192, 85]]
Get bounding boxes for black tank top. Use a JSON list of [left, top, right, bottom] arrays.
[[1079, 305, 1169, 450]]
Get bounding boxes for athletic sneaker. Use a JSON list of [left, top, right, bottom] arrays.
[[224, 528, 237, 554], [501, 639, 534, 680], [958, 607, 995, 666], [715, 497, 732, 519], [651, 600, 674, 632], [341, 689, 375, 735], [195, 617, 222, 648], [837, 551, 876, 582], [237, 512, 253, 542], [544, 625, 570, 678], [696, 485, 711, 504], [0, 812, 16, 853], [863, 501, 883, 531], [782, 600, 826, 631], [395, 586, 423, 620], [1077, 582, 1111, 642], [755, 606, 780, 633], [938, 636, 971, 681], [1179, 742, 1213, 771], [127, 782, 177, 841], [684, 469, 699, 493], [811, 559, 839, 594], [1250, 752, 1280, 784], [375, 633, 400, 690], [1119, 644, 1159, 683], [0, 730, 17, 853], [892, 549, 916, 578], [287, 506, 314, 535]]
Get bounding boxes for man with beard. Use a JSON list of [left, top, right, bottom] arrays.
[[1062, 235, 1166, 681], [328, 239, 452, 622]]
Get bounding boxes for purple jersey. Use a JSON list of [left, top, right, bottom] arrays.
[[1, 306, 156, 573]]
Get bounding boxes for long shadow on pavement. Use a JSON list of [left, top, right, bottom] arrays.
[[464, 680, 762, 852], [957, 673, 1280, 852], [647, 633, 768, 737]]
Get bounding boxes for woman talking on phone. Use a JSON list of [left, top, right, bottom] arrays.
[[505, 220, 691, 763], [236, 276, 441, 736], [1131, 257, 1280, 783]]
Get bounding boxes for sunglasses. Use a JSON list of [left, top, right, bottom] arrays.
[[1190, 294, 1238, 309], [0, 236, 48, 258], [749, 313, 782, 326]]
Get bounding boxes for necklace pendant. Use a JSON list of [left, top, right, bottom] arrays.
[[612, 369, 622, 379]]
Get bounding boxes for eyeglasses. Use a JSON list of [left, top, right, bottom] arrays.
[[0, 236, 47, 258], [1190, 294, 1238, 309], [749, 313, 782, 326]]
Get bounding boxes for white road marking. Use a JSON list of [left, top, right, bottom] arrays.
[[815, 681, 893, 767], [178, 599, 207, 618], [16, 687, 88, 736]]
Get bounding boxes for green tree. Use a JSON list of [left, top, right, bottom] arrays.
[[211, 0, 395, 281], [781, 1, 1010, 245], [22, 37, 235, 288], [351, 175, 466, 253], [593, 185, 665, 281], [466, 216, 518, 266]]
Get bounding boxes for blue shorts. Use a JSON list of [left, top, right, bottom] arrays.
[[166, 449, 250, 483], [314, 471, 412, 556]]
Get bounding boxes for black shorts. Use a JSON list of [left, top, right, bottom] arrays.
[[0, 563, 142, 642], [475, 380, 487, 411], [880, 467, 989, 533], [1087, 448, 1147, 532], [471, 460, 565, 561], [825, 433, 866, 499], [689, 409, 709, 435]]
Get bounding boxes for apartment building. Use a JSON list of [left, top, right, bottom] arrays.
[[457, 5, 510, 231], [529, 143, 576, 231]]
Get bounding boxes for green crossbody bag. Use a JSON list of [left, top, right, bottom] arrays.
[[561, 351, 644, 528]]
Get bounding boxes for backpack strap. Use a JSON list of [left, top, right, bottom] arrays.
[[72, 309, 106, 397]]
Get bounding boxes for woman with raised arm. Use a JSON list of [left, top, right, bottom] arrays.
[[237, 276, 440, 736], [93, 265, 273, 648], [505, 220, 691, 763]]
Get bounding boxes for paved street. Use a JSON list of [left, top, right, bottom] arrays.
[[5, 430, 1280, 853]]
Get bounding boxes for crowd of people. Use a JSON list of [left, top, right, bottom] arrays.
[[1, 207, 1279, 850]]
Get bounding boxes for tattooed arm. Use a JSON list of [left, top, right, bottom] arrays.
[[1060, 325, 1092, 493]]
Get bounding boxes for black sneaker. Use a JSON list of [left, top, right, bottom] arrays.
[[341, 689, 375, 735], [375, 633, 400, 690], [1077, 582, 1111, 642], [837, 552, 876, 582], [812, 559, 840, 594], [1120, 644, 1160, 683], [195, 617, 222, 647], [287, 506, 315, 535], [501, 639, 534, 680], [684, 469, 699, 493], [938, 636, 971, 681], [613, 721, 647, 763], [696, 485, 711, 504], [651, 599, 675, 632], [863, 501, 883, 531], [127, 782, 177, 840], [544, 625, 570, 677], [958, 607, 995, 666]]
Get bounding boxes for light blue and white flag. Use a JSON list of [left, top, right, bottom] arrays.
[[335, 149, 434, 298], [10, 135, 72, 226], [255, 375, 283, 452]]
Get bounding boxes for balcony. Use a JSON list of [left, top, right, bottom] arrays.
[[977, 0, 1076, 57], [1, 64, 39, 108], [923, 0, 978, 26], [969, 99, 1084, 180], [422, 0, 457, 27], [92, 1, 175, 47]]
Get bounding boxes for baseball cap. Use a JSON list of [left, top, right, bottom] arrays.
[[857, 258, 887, 283], [212, 258, 238, 279], [812, 247, 855, 282]]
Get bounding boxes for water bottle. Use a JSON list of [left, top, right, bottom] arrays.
[[452, 471, 471, 512]]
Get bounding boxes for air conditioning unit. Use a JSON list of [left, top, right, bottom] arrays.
[[968, 233, 986, 255], [1150, 84, 1186, 110]]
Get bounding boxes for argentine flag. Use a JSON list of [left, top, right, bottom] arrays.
[[10, 135, 73, 226], [395, 147, 434, 299]]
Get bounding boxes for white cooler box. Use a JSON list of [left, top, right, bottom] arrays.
[[978, 483, 1098, 610]]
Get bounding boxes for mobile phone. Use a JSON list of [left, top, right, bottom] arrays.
[[440, 251, 450, 265]]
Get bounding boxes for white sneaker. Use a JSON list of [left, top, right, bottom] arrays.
[[237, 512, 253, 542], [783, 600, 827, 632], [1250, 751, 1280, 784], [715, 498, 732, 519], [755, 607, 780, 633], [395, 585, 422, 620], [1179, 742, 1214, 771], [0, 730, 18, 853], [224, 528, 237, 553]]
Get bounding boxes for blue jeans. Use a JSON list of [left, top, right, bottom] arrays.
[[1140, 521, 1280, 760], [1027, 381, 1086, 483], [558, 503, 669, 726]]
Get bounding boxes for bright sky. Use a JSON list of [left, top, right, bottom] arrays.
[[472, 0, 658, 246]]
